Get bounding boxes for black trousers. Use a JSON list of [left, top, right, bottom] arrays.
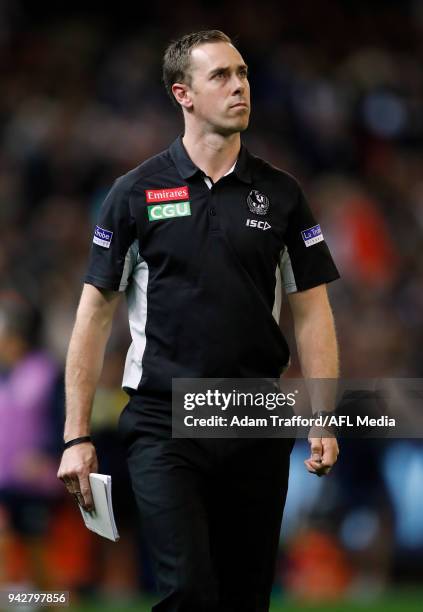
[[118, 397, 295, 612]]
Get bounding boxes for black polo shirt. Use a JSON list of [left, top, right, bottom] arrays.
[[85, 136, 339, 404]]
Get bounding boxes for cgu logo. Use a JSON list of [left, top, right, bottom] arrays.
[[148, 202, 191, 221], [246, 219, 271, 231]]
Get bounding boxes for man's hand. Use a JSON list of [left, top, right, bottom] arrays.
[[304, 436, 339, 477], [57, 442, 98, 511]]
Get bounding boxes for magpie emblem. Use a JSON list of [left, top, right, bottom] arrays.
[[247, 190, 270, 216]]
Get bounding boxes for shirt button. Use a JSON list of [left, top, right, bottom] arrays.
[[209, 208, 216, 216]]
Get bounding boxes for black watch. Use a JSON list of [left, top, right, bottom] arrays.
[[64, 435, 92, 450]]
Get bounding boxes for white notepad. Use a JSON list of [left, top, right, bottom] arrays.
[[79, 473, 120, 542]]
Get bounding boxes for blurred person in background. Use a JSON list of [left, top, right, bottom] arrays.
[[0, 291, 64, 590], [57, 29, 340, 612]]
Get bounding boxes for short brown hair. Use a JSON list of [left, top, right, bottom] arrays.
[[163, 30, 232, 105]]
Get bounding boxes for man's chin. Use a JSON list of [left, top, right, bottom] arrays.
[[237, 119, 249, 133], [217, 118, 250, 136]]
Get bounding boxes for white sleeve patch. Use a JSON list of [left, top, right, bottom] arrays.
[[301, 224, 324, 247], [93, 225, 113, 248]]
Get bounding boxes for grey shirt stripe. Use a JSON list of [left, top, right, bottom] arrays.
[[280, 246, 298, 294]]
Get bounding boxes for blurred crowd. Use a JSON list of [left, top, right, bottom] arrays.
[[0, 0, 422, 605], [0, 1, 422, 375]]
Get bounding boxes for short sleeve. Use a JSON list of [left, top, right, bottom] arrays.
[[84, 176, 138, 291], [281, 185, 340, 293]]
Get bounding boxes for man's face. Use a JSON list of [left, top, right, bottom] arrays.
[[181, 42, 251, 135]]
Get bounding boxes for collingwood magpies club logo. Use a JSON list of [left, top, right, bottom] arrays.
[[247, 190, 270, 216]]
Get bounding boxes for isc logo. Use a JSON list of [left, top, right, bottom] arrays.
[[246, 219, 271, 231]]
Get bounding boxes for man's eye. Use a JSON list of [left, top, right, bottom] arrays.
[[214, 72, 225, 79]]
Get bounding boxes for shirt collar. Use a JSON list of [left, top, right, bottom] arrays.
[[169, 135, 252, 184]]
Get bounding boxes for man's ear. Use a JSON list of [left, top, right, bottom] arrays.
[[172, 83, 193, 110]]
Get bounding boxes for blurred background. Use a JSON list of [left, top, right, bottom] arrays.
[[0, 0, 422, 610]]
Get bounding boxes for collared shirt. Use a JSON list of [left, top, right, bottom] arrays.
[[85, 136, 340, 401], [203, 161, 236, 189]]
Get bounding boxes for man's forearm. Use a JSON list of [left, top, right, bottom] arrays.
[[64, 288, 118, 441], [294, 303, 339, 415], [295, 308, 339, 379]]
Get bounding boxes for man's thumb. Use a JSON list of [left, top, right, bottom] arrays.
[[309, 438, 323, 461]]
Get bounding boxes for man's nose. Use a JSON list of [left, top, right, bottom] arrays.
[[230, 73, 245, 94]]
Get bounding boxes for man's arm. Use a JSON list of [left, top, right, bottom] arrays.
[[287, 283, 339, 477], [57, 283, 123, 510]]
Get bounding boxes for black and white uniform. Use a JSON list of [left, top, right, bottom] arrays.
[[85, 136, 340, 612]]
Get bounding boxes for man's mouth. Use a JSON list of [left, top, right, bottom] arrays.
[[230, 102, 249, 109]]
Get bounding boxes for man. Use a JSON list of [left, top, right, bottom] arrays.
[[58, 30, 340, 611]]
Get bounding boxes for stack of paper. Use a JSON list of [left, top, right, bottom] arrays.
[[79, 473, 120, 542]]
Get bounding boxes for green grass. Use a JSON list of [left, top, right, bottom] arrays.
[[66, 589, 423, 612]]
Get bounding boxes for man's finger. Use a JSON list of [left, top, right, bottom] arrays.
[[72, 491, 85, 506], [304, 459, 320, 473], [309, 437, 323, 453], [308, 437, 323, 462], [321, 439, 339, 468], [64, 476, 80, 493], [67, 476, 93, 511], [78, 476, 94, 511], [304, 462, 317, 474], [304, 458, 332, 477]]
